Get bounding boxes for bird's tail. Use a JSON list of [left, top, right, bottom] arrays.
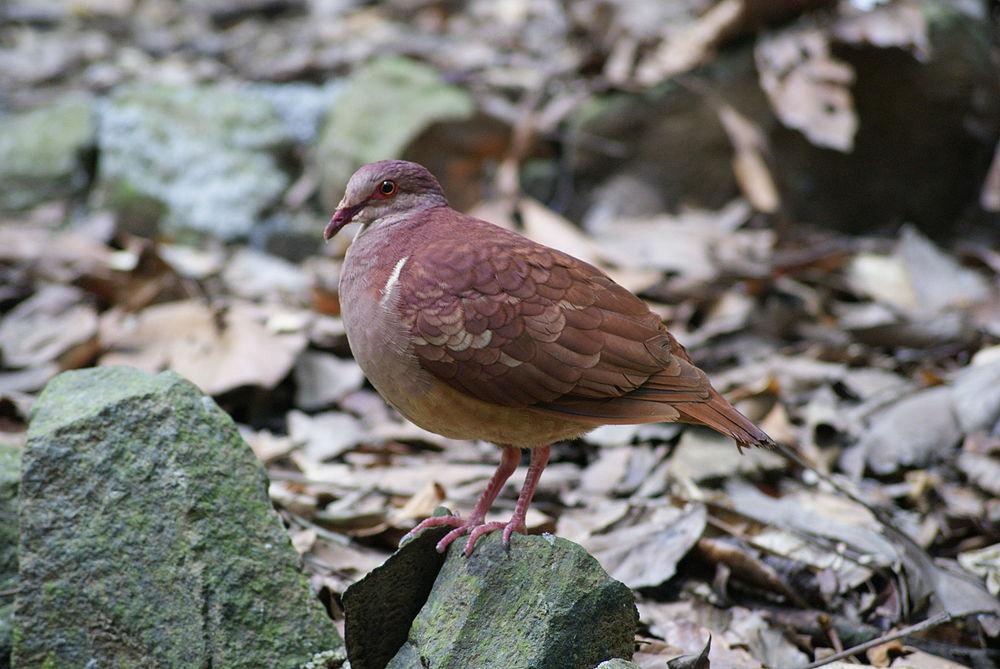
[[674, 390, 775, 451]]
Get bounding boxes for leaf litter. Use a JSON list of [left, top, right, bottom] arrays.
[[1, 1, 999, 667]]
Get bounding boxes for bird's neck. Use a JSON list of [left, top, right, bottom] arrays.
[[340, 211, 429, 301]]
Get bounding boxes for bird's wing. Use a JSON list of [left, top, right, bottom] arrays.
[[396, 222, 712, 415]]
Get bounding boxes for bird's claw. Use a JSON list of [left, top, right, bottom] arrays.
[[399, 514, 467, 548], [403, 513, 528, 556], [438, 518, 527, 556]]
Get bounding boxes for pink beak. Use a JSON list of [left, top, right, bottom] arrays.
[[324, 202, 364, 241]]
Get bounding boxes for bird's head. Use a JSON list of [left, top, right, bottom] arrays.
[[324, 160, 448, 241]]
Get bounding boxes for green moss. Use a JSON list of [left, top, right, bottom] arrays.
[[16, 366, 342, 668], [0, 97, 95, 210], [316, 56, 474, 207], [385, 533, 637, 669]]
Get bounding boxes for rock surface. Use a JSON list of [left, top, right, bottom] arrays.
[[14, 366, 340, 668], [95, 85, 293, 239], [345, 524, 637, 669], [0, 443, 21, 667], [316, 56, 474, 209], [0, 98, 96, 211]]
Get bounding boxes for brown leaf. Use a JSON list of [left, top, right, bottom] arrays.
[[635, 0, 745, 85], [584, 503, 707, 589], [0, 284, 98, 369], [755, 26, 857, 151], [99, 299, 307, 395], [717, 104, 780, 214]]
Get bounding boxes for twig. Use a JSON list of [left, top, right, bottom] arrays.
[[794, 611, 951, 669], [0, 586, 19, 597]]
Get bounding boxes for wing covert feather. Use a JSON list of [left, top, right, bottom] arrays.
[[395, 221, 713, 417]]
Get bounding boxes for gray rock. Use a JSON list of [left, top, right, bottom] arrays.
[[0, 98, 95, 211], [316, 57, 474, 210], [95, 85, 292, 240], [247, 82, 344, 145], [0, 443, 21, 667], [593, 661, 642, 669], [14, 366, 341, 668], [383, 533, 637, 669]]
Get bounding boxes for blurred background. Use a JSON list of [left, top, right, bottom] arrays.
[[1, 0, 999, 666]]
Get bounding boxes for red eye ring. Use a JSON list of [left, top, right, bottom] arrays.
[[377, 180, 397, 197]]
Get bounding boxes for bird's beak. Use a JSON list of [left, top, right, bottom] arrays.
[[324, 202, 365, 241]]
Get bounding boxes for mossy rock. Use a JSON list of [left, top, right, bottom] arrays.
[[316, 56, 474, 209], [0, 442, 21, 668], [0, 98, 96, 211], [346, 528, 637, 669], [14, 366, 341, 668], [95, 84, 293, 239]]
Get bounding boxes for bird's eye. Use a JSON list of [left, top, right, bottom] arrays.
[[378, 180, 397, 196]]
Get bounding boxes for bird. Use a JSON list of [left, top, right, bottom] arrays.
[[325, 159, 774, 557]]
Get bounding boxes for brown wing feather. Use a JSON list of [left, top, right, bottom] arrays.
[[396, 212, 773, 449]]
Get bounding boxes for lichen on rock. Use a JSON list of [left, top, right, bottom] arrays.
[[14, 366, 341, 668], [95, 84, 293, 239]]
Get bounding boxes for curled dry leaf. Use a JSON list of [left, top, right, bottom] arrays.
[[755, 25, 858, 151], [99, 299, 307, 395]]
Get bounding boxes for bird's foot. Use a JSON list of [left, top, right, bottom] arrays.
[[446, 518, 527, 556], [399, 514, 468, 547], [403, 515, 527, 556]]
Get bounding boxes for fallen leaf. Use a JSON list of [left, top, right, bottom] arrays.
[[717, 104, 780, 214], [293, 350, 366, 410], [584, 503, 707, 588], [854, 386, 961, 476], [635, 0, 744, 85], [0, 284, 98, 369], [669, 429, 785, 481], [958, 543, 1000, 597], [221, 247, 312, 303], [288, 409, 366, 463], [99, 299, 307, 395], [755, 26, 857, 151]]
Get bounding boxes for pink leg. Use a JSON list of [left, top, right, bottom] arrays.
[[460, 445, 551, 555], [501, 445, 550, 546], [400, 446, 521, 551]]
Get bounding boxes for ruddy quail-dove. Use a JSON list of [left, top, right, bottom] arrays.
[[325, 160, 774, 556]]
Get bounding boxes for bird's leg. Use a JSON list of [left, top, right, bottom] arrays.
[[400, 446, 520, 551], [500, 445, 550, 545], [462, 444, 551, 555]]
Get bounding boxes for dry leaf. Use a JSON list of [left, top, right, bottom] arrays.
[[635, 0, 744, 85], [717, 104, 780, 213], [981, 141, 1000, 211], [293, 350, 365, 410], [755, 26, 858, 151], [0, 284, 98, 369], [584, 503, 707, 588], [833, 0, 930, 59], [99, 299, 307, 395]]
